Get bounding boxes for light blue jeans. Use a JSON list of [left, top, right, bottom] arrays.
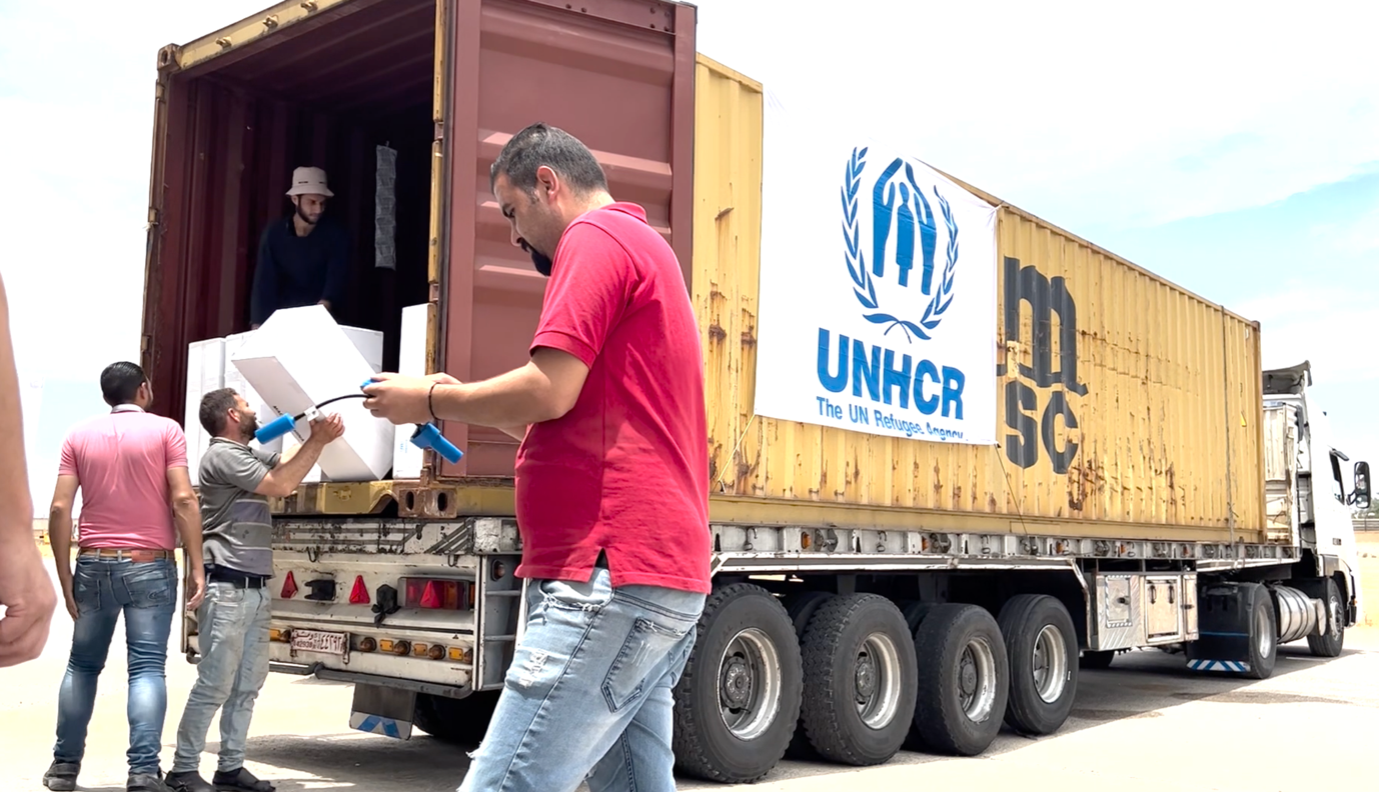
[[53, 555, 177, 775], [171, 582, 271, 774], [459, 567, 707, 792]]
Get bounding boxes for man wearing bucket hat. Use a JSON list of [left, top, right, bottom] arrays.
[[248, 166, 351, 330]]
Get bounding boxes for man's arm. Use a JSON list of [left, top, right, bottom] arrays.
[[0, 271, 56, 667], [164, 424, 206, 611], [433, 348, 589, 429], [319, 224, 350, 316], [48, 474, 78, 619], [249, 226, 279, 329], [253, 415, 345, 498]]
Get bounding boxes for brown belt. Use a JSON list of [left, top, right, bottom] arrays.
[[79, 548, 173, 563]]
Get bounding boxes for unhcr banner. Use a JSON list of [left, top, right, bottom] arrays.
[[752, 97, 1000, 445]]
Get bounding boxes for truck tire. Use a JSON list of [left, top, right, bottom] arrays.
[[782, 591, 834, 761], [911, 603, 1009, 757], [672, 583, 803, 784], [800, 594, 917, 766], [899, 601, 936, 753], [997, 595, 1078, 736], [1080, 650, 1116, 669], [899, 600, 935, 636], [1243, 584, 1278, 680], [1306, 579, 1345, 658], [413, 690, 501, 745]]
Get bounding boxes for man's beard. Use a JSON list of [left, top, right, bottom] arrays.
[[240, 415, 258, 439], [296, 206, 320, 226], [521, 239, 553, 277]]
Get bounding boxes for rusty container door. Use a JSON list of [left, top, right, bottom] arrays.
[[437, 0, 697, 478]]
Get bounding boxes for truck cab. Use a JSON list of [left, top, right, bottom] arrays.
[[1264, 361, 1371, 633]]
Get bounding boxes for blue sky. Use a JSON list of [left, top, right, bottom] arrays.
[[2, 0, 1377, 513]]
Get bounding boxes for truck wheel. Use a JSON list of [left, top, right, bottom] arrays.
[[1244, 584, 1277, 680], [672, 583, 803, 784], [912, 604, 1009, 757], [413, 690, 501, 745], [997, 595, 1077, 736], [800, 594, 917, 766], [782, 591, 833, 761], [1306, 579, 1345, 658], [899, 601, 936, 753], [1080, 650, 1116, 669], [899, 600, 935, 636]]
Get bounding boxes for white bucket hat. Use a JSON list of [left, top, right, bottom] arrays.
[[286, 166, 334, 197]]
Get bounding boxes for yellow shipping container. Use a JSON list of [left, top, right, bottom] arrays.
[[693, 55, 1265, 544]]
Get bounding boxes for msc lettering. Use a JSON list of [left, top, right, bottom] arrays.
[[816, 329, 965, 420], [997, 256, 1088, 474]]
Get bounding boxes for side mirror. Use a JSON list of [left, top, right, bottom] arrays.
[[1352, 461, 1372, 507]]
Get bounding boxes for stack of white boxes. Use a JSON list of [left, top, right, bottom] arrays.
[[230, 305, 393, 482], [392, 304, 430, 480], [185, 314, 384, 484]]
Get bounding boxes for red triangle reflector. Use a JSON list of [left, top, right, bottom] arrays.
[[420, 581, 442, 609], [350, 575, 370, 604], [280, 571, 298, 599]]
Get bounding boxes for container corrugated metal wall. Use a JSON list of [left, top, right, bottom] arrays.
[[693, 58, 1266, 542]]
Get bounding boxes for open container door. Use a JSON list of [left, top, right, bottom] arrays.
[[432, 0, 698, 481]]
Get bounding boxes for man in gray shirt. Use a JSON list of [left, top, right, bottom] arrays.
[[166, 388, 343, 792]]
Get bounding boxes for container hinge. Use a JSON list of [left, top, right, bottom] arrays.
[[147, 207, 160, 227]]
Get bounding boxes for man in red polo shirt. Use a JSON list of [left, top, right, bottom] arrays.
[[41, 362, 207, 792], [363, 122, 710, 791]]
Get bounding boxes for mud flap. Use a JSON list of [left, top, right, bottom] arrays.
[[1184, 582, 1256, 672], [349, 683, 417, 740]]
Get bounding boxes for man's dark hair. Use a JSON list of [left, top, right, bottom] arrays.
[[490, 122, 608, 197], [199, 388, 240, 437], [100, 361, 147, 406]]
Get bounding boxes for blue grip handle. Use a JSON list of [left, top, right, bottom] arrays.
[[255, 414, 297, 444], [412, 422, 463, 463]]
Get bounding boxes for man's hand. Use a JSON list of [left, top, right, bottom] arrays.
[[0, 533, 57, 667], [62, 586, 78, 622], [307, 413, 345, 444], [186, 568, 206, 612], [362, 374, 442, 425]]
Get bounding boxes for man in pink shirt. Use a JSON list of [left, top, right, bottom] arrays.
[[42, 362, 207, 793]]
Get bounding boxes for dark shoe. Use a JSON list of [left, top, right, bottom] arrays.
[[212, 767, 275, 792], [164, 770, 215, 792], [43, 760, 79, 791], [128, 770, 173, 791]]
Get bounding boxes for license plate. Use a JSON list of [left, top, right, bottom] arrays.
[[290, 629, 349, 660]]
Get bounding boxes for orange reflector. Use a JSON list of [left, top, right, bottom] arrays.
[[269, 628, 289, 643], [349, 575, 370, 604], [280, 572, 297, 599], [447, 647, 466, 662], [379, 640, 395, 653]]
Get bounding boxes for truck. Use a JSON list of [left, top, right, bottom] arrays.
[[140, 0, 1372, 784]]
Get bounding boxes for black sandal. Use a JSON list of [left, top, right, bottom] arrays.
[[212, 767, 276, 792]]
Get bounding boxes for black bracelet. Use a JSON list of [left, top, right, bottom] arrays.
[[427, 381, 439, 422]]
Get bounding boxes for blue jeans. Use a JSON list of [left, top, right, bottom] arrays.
[[171, 582, 271, 774], [53, 554, 177, 775], [459, 567, 707, 792]]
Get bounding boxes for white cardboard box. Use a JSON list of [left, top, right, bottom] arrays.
[[184, 338, 226, 487], [223, 332, 283, 462], [392, 304, 429, 480], [230, 305, 395, 482]]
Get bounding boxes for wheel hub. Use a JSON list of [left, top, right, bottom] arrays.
[[959, 651, 978, 695], [854, 655, 877, 700], [721, 656, 753, 710]]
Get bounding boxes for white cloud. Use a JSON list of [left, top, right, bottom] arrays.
[[1309, 211, 1380, 258], [694, 0, 1378, 231]]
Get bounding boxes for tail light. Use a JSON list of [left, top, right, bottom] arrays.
[[401, 578, 473, 611]]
